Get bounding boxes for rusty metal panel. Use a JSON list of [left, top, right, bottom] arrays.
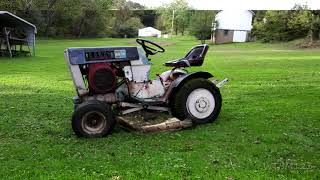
[[128, 79, 165, 99], [123, 65, 151, 82]]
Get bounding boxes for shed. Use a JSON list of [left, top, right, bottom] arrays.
[[0, 11, 37, 57], [138, 27, 161, 38], [214, 10, 254, 44]]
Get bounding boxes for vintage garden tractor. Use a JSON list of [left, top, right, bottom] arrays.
[[64, 39, 228, 137]]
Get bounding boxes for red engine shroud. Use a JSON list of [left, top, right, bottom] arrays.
[[88, 63, 117, 94]]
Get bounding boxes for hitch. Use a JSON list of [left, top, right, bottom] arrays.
[[214, 78, 229, 88]]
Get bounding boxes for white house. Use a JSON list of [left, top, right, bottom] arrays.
[[214, 10, 254, 44], [138, 27, 161, 38]]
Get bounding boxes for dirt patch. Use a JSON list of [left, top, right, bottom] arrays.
[[155, 42, 176, 46], [211, 49, 296, 53], [128, 40, 175, 47], [296, 41, 320, 49]]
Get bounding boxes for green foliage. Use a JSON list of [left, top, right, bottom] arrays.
[[108, 1, 144, 38], [189, 11, 215, 43], [287, 10, 311, 39], [252, 10, 267, 22], [0, 0, 19, 12], [253, 11, 291, 42], [156, 0, 191, 35], [155, 15, 168, 33], [310, 11, 320, 41], [0, 0, 113, 37], [253, 8, 320, 42], [118, 17, 144, 38], [0, 0, 148, 38]]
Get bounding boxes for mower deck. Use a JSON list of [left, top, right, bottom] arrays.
[[116, 112, 193, 133]]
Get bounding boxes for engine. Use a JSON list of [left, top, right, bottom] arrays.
[[88, 63, 117, 94]]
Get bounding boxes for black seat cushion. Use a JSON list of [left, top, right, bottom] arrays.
[[164, 44, 209, 68], [164, 59, 191, 68]]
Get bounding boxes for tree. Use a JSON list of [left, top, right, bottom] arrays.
[[36, 0, 61, 37], [310, 10, 320, 42], [253, 11, 291, 42], [118, 17, 143, 38], [126, 0, 145, 9], [172, 0, 192, 35], [0, 0, 21, 13], [71, 0, 112, 37], [189, 11, 215, 43], [108, 0, 144, 38], [252, 6, 320, 43], [156, 0, 191, 35], [155, 15, 167, 33]]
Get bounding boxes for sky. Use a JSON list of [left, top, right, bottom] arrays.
[[130, 0, 320, 10]]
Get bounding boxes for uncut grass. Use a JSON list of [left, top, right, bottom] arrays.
[[0, 37, 319, 179]]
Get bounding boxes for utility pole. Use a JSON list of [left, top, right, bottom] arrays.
[[211, 11, 216, 44], [171, 10, 175, 37]]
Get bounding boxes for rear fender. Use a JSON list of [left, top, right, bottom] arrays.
[[164, 71, 213, 101], [159, 69, 187, 82]]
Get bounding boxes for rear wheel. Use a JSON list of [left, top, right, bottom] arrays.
[[171, 78, 222, 124], [72, 101, 115, 138]]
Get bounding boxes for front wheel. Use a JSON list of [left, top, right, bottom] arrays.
[[72, 101, 115, 138], [171, 78, 222, 124]]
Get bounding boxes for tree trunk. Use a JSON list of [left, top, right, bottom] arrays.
[[181, 25, 185, 36], [44, 11, 54, 37], [77, 17, 85, 38], [312, 30, 320, 41], [43, 0, 58, 37], [310, 11, 320, 44]]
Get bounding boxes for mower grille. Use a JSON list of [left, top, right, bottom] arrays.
[[93, 69, 116, 92], [88, 63, 117, 94]]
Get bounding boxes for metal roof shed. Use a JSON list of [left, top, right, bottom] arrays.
[[0, 11, 37, 57], [138, 27, 161, 38]]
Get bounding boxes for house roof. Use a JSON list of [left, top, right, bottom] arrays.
[[0, 11, 37, 33], [214, 10, 254, 31], [139, 27, 161, 32], [216, 10, 255, 16]]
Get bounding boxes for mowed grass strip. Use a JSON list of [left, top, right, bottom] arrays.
[[0, 37, 319, 179]]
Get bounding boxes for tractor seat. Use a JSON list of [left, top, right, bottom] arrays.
[[164, 44, 209, 68]]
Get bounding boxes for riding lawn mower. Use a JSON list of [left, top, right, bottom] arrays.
[[64, 39, 228, 137]]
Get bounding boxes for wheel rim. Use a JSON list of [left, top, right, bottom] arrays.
[[81, 111, 107, 134], [186, 88, 215, 119]]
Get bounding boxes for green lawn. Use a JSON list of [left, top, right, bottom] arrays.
[[0, 37, 319, 179]]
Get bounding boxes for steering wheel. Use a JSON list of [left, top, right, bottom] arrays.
[[136, 39, 165, 57]]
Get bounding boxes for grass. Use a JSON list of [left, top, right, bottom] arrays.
[[0, 36, 319, 179]]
